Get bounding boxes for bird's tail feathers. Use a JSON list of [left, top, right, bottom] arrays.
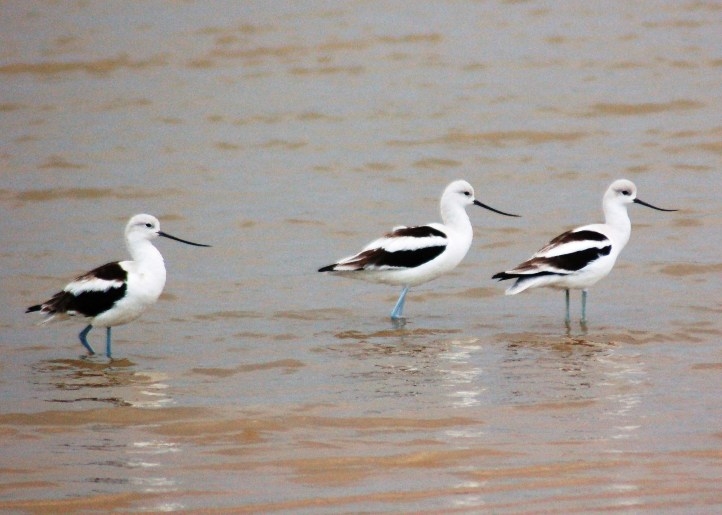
[[27, 304, 67, 325], [504, 279, 534, 295], [493, 271, 544, 295]]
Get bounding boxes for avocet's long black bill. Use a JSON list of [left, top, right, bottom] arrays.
[[473, 199, 520, 217], [633, 198, 678, 212], [158, 231, 211, 247]]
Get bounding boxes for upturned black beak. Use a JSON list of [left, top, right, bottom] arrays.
[[473, 199, 520, 217], [158, 231, 211, 247], [633, 198, 678, 212]]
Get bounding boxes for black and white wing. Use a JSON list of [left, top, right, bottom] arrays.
[[493, 229, 612, 280], [319, 225, 448, 272], [26, 261, 128, 321]]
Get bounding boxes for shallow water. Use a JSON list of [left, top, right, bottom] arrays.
[[1, 1, 721, 512]]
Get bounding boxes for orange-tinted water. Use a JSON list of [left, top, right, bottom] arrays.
[[1, 2, 721, 512]]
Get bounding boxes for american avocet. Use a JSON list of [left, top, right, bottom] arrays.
[[319, 180, 519, 320], [492, 179, 676, 325], [26, 214, 210, 358]]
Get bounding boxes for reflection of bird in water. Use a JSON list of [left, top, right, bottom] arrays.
[[34, 358, 173, 408], [319, 180, 519, 320], [27, 214, 210, 358], [493, 179, 676, 325]]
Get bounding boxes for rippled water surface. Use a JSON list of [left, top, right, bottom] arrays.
[[1, 1, 721, 512]]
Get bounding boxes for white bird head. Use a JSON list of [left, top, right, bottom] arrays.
[[442, 180, 520, 217], [605, 179, 677, 212], [125, 214, 210, 246]]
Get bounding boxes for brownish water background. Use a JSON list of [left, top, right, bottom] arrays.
[[1, 2, 721, 513]]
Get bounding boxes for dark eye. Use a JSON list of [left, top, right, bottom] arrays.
[[621, 190, 631, 196], [145, 223, 153, 228], [463, 191, 471, 196]]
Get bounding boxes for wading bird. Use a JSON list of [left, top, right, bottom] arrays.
[[492, 179, 676, 325], [319, 180, 519, 320], [27, 214, 210, 357]]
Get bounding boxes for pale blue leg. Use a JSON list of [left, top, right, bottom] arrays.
[[581, 289, 588, 325], [564, 289, 571, 326], [390, 286, 409, 320], [105, 327, 112, 358], [78, 325, 96, 355]]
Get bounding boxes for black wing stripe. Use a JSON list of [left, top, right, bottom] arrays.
[[389, 226, 447, 239], [76, 262, 126, 282], [69, 284, 128, 317], [27, 262, 128, 315], [547, 245, 612, 272], [374, 245, 446, 268], [53, 284, 128, 318], [321, 245, 446, 271], [547, 229, 608, 246], [493, 245, 611, 280]]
